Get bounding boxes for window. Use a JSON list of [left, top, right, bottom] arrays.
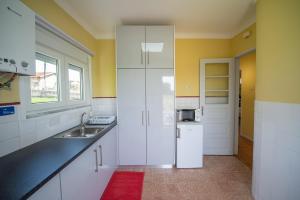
[[30, 53, 59, 104], [68, 65, 83, 100], [23, 26, 91, 115]]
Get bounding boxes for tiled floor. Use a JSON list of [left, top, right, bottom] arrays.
[[118, 156, 253, 200]]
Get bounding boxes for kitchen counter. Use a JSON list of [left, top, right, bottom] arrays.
[[0, 121, 117, 200]]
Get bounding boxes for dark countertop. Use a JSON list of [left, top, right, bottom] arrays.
[[0, 121, 117, 200]]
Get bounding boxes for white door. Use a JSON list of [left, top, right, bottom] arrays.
[[116, 26, 145, 68], [200, 58, 235, 155], [145, 26, 174, 68], [117, 69, 147, 165], [176, 123, 203, 168], [146, 69, 175, 165]]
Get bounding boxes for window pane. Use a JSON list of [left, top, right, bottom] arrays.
[[30, 53, 59, 104], [68, 65, 82, 100]]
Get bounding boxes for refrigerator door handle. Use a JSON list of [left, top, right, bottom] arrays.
[[176, 128, 181, 138]]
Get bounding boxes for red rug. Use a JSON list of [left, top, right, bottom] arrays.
[[100, 171, 145, 200]]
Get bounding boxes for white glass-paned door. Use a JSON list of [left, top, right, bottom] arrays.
[[200, 58, 235, 155]]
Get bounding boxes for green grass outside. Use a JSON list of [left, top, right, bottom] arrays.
[[31, 97, 58, 104]]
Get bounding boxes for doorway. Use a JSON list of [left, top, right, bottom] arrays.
[[235, 50, 256, 168]]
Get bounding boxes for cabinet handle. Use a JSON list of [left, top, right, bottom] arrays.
[[98, 145, 103, 166], [141, 49, 143, 64], [94, 149, 98, 172], [147, 51, 150, 64], [147, 110, 150, 126], [142, 111, 144, 125], [176, 128, 181, 138], [201, 106, 204, 116]]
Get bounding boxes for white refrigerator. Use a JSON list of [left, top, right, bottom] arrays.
[[176, 122, 203, 168]]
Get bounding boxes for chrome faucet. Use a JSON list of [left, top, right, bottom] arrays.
[[80, 112, 88, 135]]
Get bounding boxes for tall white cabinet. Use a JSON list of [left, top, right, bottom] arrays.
[[116, 25, 175, 166]]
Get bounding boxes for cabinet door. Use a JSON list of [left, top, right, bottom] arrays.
[[145, 26, 174, 69], [116, 26, 145, 68], [96, 127, 117, 198], [28, 175, 61, 200], [146, 69, 175, 165], [176, 124, 203, 168], [117, 69, 147, 165], [60, 143, 99, 200]]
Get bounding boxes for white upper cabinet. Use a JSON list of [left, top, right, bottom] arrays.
[[116, 26, 146, 68], [116, 25, 174, 69], [0, 0, 35, 75], [145, 26, 174, 68]]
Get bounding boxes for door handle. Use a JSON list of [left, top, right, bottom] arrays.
[[141, 49, 143, 64], [147, 110, 150, 126], [98, 145, 103, 166], [176, 128, 181, 138], [201, 106, 204, 116], [147, 51, 150, 65], [94, 149, 98, 172], [142, 111, 144, 125]]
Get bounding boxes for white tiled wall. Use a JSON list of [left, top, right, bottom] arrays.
[[175, 97, 200, 109], [0, 105, 21, 157], [252, 101, 300, 200], [0, 105, 91, 157], [91, 98, 117, 115], [91, 97, 201, 112]]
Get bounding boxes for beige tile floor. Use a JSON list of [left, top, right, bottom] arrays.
[[118, 156, 253, 200]]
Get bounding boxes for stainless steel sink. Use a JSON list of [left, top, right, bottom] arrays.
[[54, 127, 105, 138]]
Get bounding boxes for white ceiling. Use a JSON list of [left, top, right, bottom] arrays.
[[55, 0, 256, 39]]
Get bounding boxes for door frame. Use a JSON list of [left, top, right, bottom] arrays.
[[233, 48, 256, 154]]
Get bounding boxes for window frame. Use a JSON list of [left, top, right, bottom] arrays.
[[31, 52, 61, 104], [65, 57, 85, 103], [20, 43, 92, 116]]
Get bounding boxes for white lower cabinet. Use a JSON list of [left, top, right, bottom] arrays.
[[28, 127, 117, 200], [95, 126, 118, 197], [60, 127, 117, 200], [28, 175, 61, 200]]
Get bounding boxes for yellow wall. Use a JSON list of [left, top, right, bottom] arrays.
[[256, 0, 300, 103], [240, 52, 256, 140], [176, 39, 232, 96], [231, 23, 256, 56], [21, 0, 96, 53], [93, 40, 116, 97], [0, 76, 20, 104], [1, 0, 257, 101]]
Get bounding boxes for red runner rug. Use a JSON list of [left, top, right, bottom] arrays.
[[100, 171, 144, 200]]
